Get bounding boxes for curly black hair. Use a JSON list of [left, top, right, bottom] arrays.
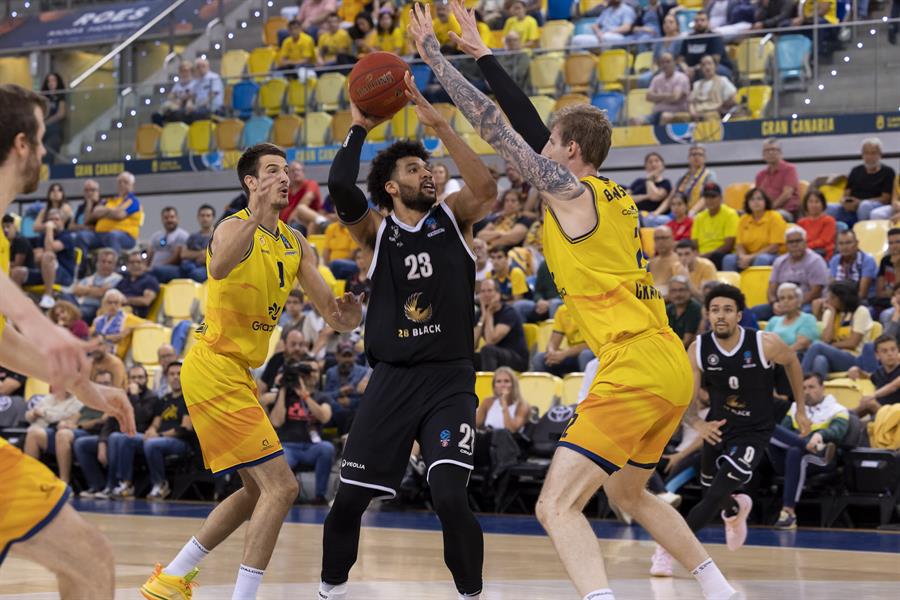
[[366, 140, 430, 211], [704, 283, 746, 312], [827, 280, 860, 314]]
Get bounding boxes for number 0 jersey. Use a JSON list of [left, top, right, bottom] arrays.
[[542, 175, 669, 355], [364, 202, 476, 367], [197, 208, 302, 368]]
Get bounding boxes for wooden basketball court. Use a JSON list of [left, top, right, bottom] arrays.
[[2, 500, 899, 599]]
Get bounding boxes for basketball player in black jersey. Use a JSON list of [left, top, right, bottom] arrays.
[[317, 74, 497, 600], [650, 284, 812, 576]]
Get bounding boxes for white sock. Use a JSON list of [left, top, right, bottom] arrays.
[[163, 536, 209, 577], [232, 564, 264, 600], [583, 590, 615, 600], [319, 581, 347, 597], [692, 558, 737, 600], [458, 592, 482, 599]]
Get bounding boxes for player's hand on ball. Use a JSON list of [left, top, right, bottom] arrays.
[[350, 100, 390, 131], [408, 3, 438, 60], [403, 72, 445, 129], [448, 0, 491, 60], [332, 292, 364, 331], [694, 418, 726, 445]]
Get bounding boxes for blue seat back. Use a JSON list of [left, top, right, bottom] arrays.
[[409, 63, 433, 93], [241, 116, 273, 148], [573, 18, 595, 37], [591, 92, 624, 123], [676, 10, 698, 34], [232, 80, 259, 119], [547, 0, 574, 20], [776, 35, 811, 72]]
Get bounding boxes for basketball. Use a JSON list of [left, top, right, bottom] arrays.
[[348, 52, 411, 118]]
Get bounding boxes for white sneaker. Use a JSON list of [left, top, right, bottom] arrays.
[[318, 581, 347, 599], [723, 494, 753, 551], [39, 294, 55, 309], [657, 491, 682, 508], [609, 501, 633, 525], [649, 545, 674, 577]]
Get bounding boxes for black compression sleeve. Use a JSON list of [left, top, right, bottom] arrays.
[[476, 54, 550, 153], [328, 125, 370, 225]]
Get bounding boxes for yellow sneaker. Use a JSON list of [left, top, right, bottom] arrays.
[[140, 563, 199, 600]]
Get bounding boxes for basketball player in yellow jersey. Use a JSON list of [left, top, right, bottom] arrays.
[[141, 143, 362, 600], [411, 4, 740, 599], [0, 84, 135, 598]]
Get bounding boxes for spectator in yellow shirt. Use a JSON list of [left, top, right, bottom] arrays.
[[316, 13, 354, 65], [690, 182, 739, 269], [722, 187, 787, 272], [487, 246, 529, 301], [277, 19, 316, 72], [82, 171, 143, 253], [532, 304, 595, 376], [501, 0, 541, 48], [323, 221, 359, 279], [363, 9, 406, 55], [432, 1, 462, 50]]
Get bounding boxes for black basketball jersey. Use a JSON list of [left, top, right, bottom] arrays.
[[364, 202, 476, 367], [697, 327, 777, 442]]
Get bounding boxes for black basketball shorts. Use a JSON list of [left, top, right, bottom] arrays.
[[700, 436, 768, 487]]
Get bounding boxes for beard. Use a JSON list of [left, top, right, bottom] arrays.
[[397, 183, 435, 213], [712, 325, 736, 339], [22, 147, 41, 194]]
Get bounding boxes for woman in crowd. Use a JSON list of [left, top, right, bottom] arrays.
[[90, 289, 146, 358], [48, 300, 90, 340], [630, 152, 673, 227], [765, 282, 820, 354], [801, 281, 873, 377], [477, 190, 534, 250], [665, 193, 693, 241], [362, 8, 405, 55], [723, 187, 786, 271], [34, 183, 74, 233], [798, 189, 837, 260], [476, 368, 530, 433], [432, 163, 462, 202], [40, 72, 67, 163]]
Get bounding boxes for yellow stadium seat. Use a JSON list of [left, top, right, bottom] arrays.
[[518, 372, 562, 416], [739, 266, 772, 307], [536, 319, 555, 353], [678, 0, 704, 7], [453, 109, 477, 136], [187, 120, 216, 153], [824, 379, 864, 410], [259, 77, 288, 117], [528, 95, 556, 124], [330, 109, 354, 142], [391, 105, 420, 139], [263, 16, 288, 46], [625, 88, 653, 122], [215, 118, 244, 151], [868, 321, 883, 342], [423, 103, 458, 137], [265, 325, 282, 364], [540, 20, 574, 51], [0, 56, 33, 88], [159, 122, 190, 157], [220, 49, 249, 81], [580, 0, 605, 13], [333, 279, 346, 296], [315, 72, 347, 111], [736, 85, 772, 119], [563, 53, 597, 94], [853, 220, 890, 260], [819, 179, 847, 204], [24, 378, 50, 400], [633, 51, 654, 74], [368, 120, 390, 142], [553, 93, 590, 112], [135, 123, 162, 158], [131, 325, 172, 365], [475, 371, 495, 402], [724, 182, 753, 212], [611, 125, 657, 147], [308, 234, 326, 248], [489, 29, 506, 49], [248, 46, 277, 82], [272, 114, 301, 147], [287, 78, 317, 114], [529, 54, 564, 95], [716, 271, 741, 286], [798, 179, 809, 200], [562, 372, 584, 405], [461, 133, 495, 155], [734, 39, 773, 83], [639, 227, 655, 257], [300, 111, 332, 146], [162, 279, 202, 322], [523, 323, 538, 354], [596, 49, 631, 92]]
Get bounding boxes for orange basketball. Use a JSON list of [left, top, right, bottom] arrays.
[[348, 52, 411, 118]]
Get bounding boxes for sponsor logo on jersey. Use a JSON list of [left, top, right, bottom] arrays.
[[388, 224, 403, 247], [440, 429, 451, 448], [724, 394, 751, 416], [620, 205, 639, 217], [280, 234, 293, 249], [742, 350, 757, 368], [252, 321, 278, 332], [341, 459, 366, 470], [268, 302, 281, 320], [708, 354, 720, 366], [425, 216, 445, 238], [261, 438, 272, 451], [404, 292, 433, 323]]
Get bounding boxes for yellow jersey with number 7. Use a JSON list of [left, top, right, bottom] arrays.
[[542, 175, 668, 354], [197, 208, 302, 368]]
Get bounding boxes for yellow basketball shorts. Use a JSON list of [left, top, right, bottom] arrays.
[[181, 344, 283, 474], [559, 328, 693, 472], [0, 438, 70, 564]]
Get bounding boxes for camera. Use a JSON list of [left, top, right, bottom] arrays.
[[281, 360, 313, 388]]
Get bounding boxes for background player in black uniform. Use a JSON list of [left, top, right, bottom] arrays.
[[650, 284, 812, 576], [319, 74, 497, 600]]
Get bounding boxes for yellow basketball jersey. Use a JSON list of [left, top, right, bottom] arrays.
[[542, 175, 668, 354], [197, 209, 302, 368], [0, 233, 8, 338]]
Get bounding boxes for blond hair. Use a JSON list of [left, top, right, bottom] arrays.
[[548, 104, 612, 169], [492, 367, 524, 404]]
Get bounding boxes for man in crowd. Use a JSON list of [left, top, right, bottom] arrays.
[[116, 251, 160, 319], [71, 179, 101, 231], [22, 387, 83, 477], [168, 203, 216, 283], [827, 230, 877, 302], [152, 61, 196, 126], [190, 58, 225, 121], [474, 279, 529, 372], [70, 247, 121, 324], [875, 228, 900, 313], [496, 30, 531, 90], [755, 138, 800, 220], [2, 214, 34, 270], [679, 10, 733, 79], [278, 289, 325, 347], [321, 341, 369, 434], [831, 138, 896, 225], [53, 370, 110, 487], [666, 275, 702, 348], [280, 161, 325, 232], [572, 0, 636, 46], [89, 333, 127, 389], [676, 239, 718, 301], [276, 19, 316, 74], [756, 226, 829, 320], [259, 328, 317, 395], [148, 206, 190, 283], [691, 183, 738, 269], [153, 344, 178, 398], [649, 225, 687, 296], [82, 171, 143, 253], [647, 52, 691, 126], [532, 304, 593, 376], [488, 246, 529, 302], [142, 361, 194, 500], [10, 208, 78, 309], [848, 334, 900, 417], [671, 145, 717, 215]]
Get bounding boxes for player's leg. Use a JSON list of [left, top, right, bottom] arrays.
[[320, 481, 378, 592]]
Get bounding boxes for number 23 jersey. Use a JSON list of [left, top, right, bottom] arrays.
[[364, 202, 476, 367]]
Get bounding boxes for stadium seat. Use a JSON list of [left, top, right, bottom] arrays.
[[391, 105, 420, 139], [368, 120, 390, 143], [231, 80, 259, 119], [869, 321, 883, 342], [315, 72, 347, 111], [539, 20, 575, 51], [286, 78, 317, 114], [579, 0, 604, 15], [591, 92, 624, 124], [258, 77, 288, 117], [187, 120, 216, 153], [409, 63, 432, 92], [824, 379, 864, 410], [247, 47, 277, 82], [523, 323, 538, 354], [547, 0, 574, 20], [135, 123, 162, 158], [563, 53, 597, 94], [423, 103, 458, 137], [632, 51, 654, 74], [263, 16, 288, 46], [736, 85, 772, 119], [330, 110, 354, 143], [675, 9, 699, 33], [553, 93, 590, 112], [529, 54, 564, 95], [24, 378, 50, 400], [596, 49, 630, 92], [162, 279, 201, 322], [518, 372, 561, 417], [639, 227, 655, 257], [452, 106, 477, 136], [573, 17, 595, 37], [535, 320, 556, 353], [677, 0, 704, 7], [220, 49, 249, 81], [819, 179, 847, 205], [715, 271, 741, 286], [528, 95, 556, 124], [475, 372, 494, 402], [724, 182, 753, 211], [308, 233, 327, 248], [131, 325, 173, 365], [853, 220, 890, 261], [241, 116, 273, 148], [0, 56, 32, 89], [300, 111, 332, 146], [734, 38, 774, 84], [461, 133, 495, 155], [798, 179, 810, 200], [561, 372, 584, 405], [625, 88, 653, 123], [215, 118, 244, 151], [739, 266, 772, 307], [159, 122, 190, 157], [775, 35, 811, 90], [272, 114, 302, 147]]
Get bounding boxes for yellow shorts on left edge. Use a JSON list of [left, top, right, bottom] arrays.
[[181, 344, 282, 474], [0, 437, 69, 564]]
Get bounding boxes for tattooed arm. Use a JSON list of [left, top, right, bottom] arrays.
[[408, 3, 584, 203]]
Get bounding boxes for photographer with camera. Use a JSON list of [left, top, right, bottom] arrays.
[[258, 327, 317, 396], [264, 359, 335, 505]]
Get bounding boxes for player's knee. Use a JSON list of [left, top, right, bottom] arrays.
[[535, 492, 564, 527], [271, 473, 300, 505]]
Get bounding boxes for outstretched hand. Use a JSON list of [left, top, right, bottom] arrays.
[[403, 71, 446, 129], [448, 0, 491, 59], [408, 3, 439, 62], [331, 292, 364, 332], [350, 100, 390, 132]]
